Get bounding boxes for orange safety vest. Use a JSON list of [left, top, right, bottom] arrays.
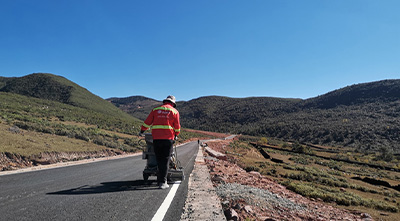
[[141, 103, 181, 140]]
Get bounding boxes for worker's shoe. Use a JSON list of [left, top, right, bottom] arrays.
[[159, 181, 169, 189]]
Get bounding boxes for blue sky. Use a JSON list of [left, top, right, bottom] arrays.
[[1, 0, 399, 101]]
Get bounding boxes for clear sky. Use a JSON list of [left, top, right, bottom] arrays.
[[1, 0, 399, 101]]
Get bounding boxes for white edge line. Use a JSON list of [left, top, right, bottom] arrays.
[[0, 141, 191, 177], [0, 153, 140, 176], [151, 183, 180, 221]]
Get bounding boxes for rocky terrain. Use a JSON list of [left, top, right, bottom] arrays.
[[203, 139, 372, 221]]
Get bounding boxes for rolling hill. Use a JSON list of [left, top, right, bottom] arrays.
[[0, 73, 211, 170], [302, 79, 400, 109], [0, 73, 129, 118], [107, 95, 161, 120], [109, 79, 400, 152], [0, 73, 145, 169]]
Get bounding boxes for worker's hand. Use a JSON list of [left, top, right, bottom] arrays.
[[139, 130, 145, 136], [174, 135, 178, 141]]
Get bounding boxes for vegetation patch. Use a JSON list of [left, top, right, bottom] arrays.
[[115, 80, 400, 152], [219, 135, 400, 220], [0, 77, 208, 172], [285, 181, 398, 212]]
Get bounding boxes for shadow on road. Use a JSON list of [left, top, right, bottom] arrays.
[[47, 180, 159, 195]]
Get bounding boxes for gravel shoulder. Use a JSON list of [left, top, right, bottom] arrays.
[[180, 144, 226, 220]]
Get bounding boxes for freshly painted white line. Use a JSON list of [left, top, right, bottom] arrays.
[[0, 142, 190, 177], [151, 183, 180, 221], [0, 153, 140, 176]]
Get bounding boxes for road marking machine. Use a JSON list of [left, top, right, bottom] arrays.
[[139, 133, 185, 182]]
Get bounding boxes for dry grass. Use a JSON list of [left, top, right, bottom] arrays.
[[0, 122, 106, 156], [223, 139, 400, 221]]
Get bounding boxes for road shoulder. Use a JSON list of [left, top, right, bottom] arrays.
[[180, 144, 226, 220]]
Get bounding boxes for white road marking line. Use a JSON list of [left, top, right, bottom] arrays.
[[0, 153, 140, 176], [151, 183, 180, 221]]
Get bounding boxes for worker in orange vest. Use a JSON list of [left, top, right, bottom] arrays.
[[140, 95, 181, 189]]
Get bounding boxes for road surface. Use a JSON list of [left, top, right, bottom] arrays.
[[0, 141, 199, 221]]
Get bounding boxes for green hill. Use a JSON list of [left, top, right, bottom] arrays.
[[107, 95, 161, 120], [178, 96, 301, 133], [111, 79, 400, 152], [302, 79, 400, 109], [0, 73, 145, 161], [0, 73, 130, 119], [0, 73, 207, 163]]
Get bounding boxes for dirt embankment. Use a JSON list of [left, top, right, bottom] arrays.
[[203, 139, 372, 221], [0, 149, 124, 171]]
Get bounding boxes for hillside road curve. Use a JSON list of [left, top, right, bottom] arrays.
[[0, 141, 199, 221]]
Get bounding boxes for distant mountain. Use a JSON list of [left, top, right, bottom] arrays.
[[302, 79, 400, 109], [178, 96, 301, 133], [107, 96, 161, 120], [110, 79, 400, 152], [0, 73, 130, 118]]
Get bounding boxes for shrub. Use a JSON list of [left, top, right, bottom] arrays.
[[289, 156, 311, 165], [291, 142, 312, 154], [376, 146, 394, 162], [244, 166, 260, 172], [258, 137, 268, 145], [285, 182, 398, 212]]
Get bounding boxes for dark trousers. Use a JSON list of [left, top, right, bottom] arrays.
[[153, 139, 174, 183]]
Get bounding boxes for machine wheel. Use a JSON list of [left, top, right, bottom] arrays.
[[143, 173, 149, 181]]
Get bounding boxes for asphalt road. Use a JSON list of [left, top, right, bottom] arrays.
[[0, 141, 199, 221]]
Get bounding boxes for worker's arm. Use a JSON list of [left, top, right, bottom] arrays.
[[174, 111, 181, 137], [141, 110, 154, 133]]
